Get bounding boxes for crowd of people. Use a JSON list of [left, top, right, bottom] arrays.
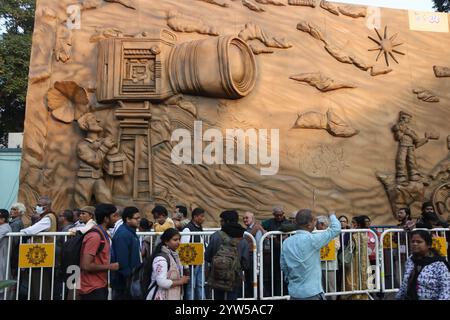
[[0, 196, 449, 300]]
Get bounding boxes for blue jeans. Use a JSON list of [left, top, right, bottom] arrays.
[[184, 266, 205, 300]]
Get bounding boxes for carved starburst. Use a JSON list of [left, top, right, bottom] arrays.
[[368, 26, 405, 67]]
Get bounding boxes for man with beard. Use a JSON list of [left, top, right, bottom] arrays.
[[416, 201, 449, 229], [79, 203, 120, 300]]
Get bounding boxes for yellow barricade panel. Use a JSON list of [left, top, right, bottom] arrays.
[[19, 244, 55, 268], [177, 243, 204, 266], [320, 240, 336, 261], [432, 237, 447, 257]]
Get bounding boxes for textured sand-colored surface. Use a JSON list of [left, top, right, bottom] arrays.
[[19, 0, 450, 225]]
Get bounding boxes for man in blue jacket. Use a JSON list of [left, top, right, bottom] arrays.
[[111, 206, 142, 300], [281, 209, 341, 300]]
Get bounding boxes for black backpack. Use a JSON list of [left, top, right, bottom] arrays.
[[60, 228, 106, 282]]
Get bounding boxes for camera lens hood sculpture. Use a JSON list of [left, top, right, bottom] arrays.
[[97, 29, 257, 102]]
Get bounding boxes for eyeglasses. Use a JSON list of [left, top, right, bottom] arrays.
[[273, 213, 284, 217]]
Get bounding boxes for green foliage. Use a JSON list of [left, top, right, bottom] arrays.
[[0, 280, 16, 290], [0, 0, 36, 146], [433, 0, 450, 12]]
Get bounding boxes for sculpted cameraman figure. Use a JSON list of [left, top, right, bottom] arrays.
[[74, 113, 115, 207], [392, 111, 432, 184]]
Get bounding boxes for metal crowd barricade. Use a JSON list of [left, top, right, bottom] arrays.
[[380, 227, 449, 294], [2, 232, 72, 301], [2, 230, 257, 301], [258, 229, 381, 300], [136, 231, 257, 300]]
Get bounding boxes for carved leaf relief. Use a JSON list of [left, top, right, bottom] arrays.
[[249, 43, 274, 54], [288, 0, 316, 7], [413, 88, 440, 103], [90, 28, 126, 42], [242, 0, 265, 12], [255, 0, 286, 6], [292, 109, 359, 138], [104, 0, 136, 10], [167, 11, 219, 36], [338, 5, 366, 18], [320, 0, 339, 15], [197, 0, 230, 7], [370, 66, 393, 76], [326, 110, 359, 138], [293, 111, 327, 129], [434, 65, 450, 78], [47, 81, 89, 123], [296, 20, 326, 44], [290, 72, 356, 92], [239, 23, 292, 48]]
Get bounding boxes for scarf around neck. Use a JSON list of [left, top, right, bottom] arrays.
[[221, 222, 246, 238], [406, 252, 450, 300]]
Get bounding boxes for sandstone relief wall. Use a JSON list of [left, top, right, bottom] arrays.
[[19, 0, 450, 225]]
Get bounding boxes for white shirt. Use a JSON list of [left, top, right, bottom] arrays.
[[20, 216, 51, 235], [180, 226, 205, 244], [110, 219, 123, 238], [247, 222, 263, 246], [69, 219, 96, 234], [74, 220, 85, 228]]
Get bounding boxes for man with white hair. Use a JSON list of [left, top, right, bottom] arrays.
[[9, 202, 26, 232], [243, 212, 265, 245], [9, 202, 27, 290], [316, 215, 340, 300], [20, 195, 58, 300], [243, 211, 266, 297]]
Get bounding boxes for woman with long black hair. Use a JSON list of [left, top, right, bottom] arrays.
[[396, 230, 450, 300], [146, 228, 189, 300]]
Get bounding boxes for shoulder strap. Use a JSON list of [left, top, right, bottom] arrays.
[[219, 231, 240, 247], [85, 227, 106, 255], [219, 231, 231, 243], [156, 252, 171, 269], [148, 252, 171, 300]]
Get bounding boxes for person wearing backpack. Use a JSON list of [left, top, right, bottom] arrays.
[[146, 228, 190, 300], [79, 203, 120, 300], [111, 207, 142, 300], [205, 210, 249, 300]]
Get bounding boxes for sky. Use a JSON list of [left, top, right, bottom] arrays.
[[336, 0, 435, 11]]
